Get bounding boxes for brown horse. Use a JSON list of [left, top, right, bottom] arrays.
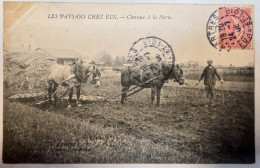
[[121, 63, 184, 106], [47, 63, 101, 107]]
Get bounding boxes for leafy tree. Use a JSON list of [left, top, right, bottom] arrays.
[[120, 55, 127, 64], [96, 51, 113, 66], [114, 56, 122, 66]]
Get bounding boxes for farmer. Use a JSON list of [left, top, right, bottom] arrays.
[[67, 58, 84, 82], [196, 59, 224, 107]]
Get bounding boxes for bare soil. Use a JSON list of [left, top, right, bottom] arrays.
[[3, 79, 255, 163]]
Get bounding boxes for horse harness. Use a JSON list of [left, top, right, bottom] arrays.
[[74, 64, 98, 83], [129, 64, 165, 83]]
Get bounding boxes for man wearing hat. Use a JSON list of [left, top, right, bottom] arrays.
[[196, 59, 224, 107], [66, 58, 84, 82]]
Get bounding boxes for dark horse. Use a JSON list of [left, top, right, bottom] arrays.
[[121, 63, 184, 107], [47, 63, 101, 107]]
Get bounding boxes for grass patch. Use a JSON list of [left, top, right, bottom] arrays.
[[3, 100, 204, 163]]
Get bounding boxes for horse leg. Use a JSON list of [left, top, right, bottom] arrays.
[[150, 86, 156, 107], [53, 83, 58, 106], [76, 85, 81, 107], [121, 86, 130, 104], [68, 87, 74, 108], [156, 87, 161, 107], [47, 80, 53, 103]]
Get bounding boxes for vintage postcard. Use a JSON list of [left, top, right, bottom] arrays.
[[2, 2, 255, 164]]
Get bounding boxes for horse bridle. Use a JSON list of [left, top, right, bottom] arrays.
[[75, 65, 94, 83], [161, 64, 183, 83], [173, 67, 184, 83], [81, 65, 101, 83]]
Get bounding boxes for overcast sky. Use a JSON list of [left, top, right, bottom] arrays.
[[5, 2, 254, 66]]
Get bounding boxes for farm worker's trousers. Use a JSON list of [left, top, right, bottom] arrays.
[[205, 84, 215, 105]]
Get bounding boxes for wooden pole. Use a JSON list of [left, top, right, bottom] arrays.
[[126, 87, 144, 97], [112, 75, 159, 98], [222, 83, 225, 105]]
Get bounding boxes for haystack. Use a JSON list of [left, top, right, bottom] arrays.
[[4, 52, 56, 95]]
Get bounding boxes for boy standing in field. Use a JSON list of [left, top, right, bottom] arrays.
[[196, 59, 224, 107]]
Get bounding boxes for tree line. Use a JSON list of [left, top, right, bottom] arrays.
[[95, 51, 127, 66]]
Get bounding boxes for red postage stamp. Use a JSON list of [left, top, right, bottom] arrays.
[[207, 7, 253, 51]]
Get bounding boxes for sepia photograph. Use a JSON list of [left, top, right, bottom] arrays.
[[2, 1, 256, 164]]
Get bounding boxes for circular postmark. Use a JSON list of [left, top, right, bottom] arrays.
[[207, 7, 253, 51], [127, 36, 175, 65]]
